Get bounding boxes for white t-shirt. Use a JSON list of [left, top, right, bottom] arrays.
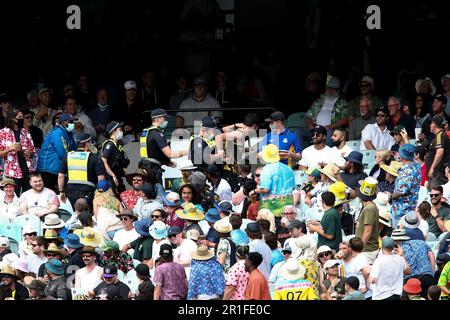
[[418, 219, 429, 239], [76, 266, 103, 290], [214, 179, 233, 202], [173, 239, 198, 280], [347, 253, 372, 299], [249, 239, 272, 280], [113, 228, 140, 249], [151, 239, 171, 265], [316, 96, 338, 126], [0, 192, 20, 219], [330, 145, 354, 167], [443, 181, 450, 203], [360, 123, 395, 151], [27, 254, 48, 275], [369, 254, 407, 300], [298, 145, 337, 169], [19, 187, 59, 215]]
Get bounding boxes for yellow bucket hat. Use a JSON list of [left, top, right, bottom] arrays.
[[261, 144, 280, 164]]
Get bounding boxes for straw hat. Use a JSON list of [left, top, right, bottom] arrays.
[[125, 168, 148, 186], [415, 77, 436, 95], [357, 177, 378, 201], [0, 178, 16, 188], [400, 211, 420, 229], [0, 265, 18, 279], [328, 181, 350, 206], [279, 258, 306, 281], [44, 229, 59, 240], [319, 163, 339, 182], [380, 161, 402, 177], [391, 229, 410, 241], [261, 144, 280, 164], [44, 243, 67, 258], [175, 202, 205, 221], [214, 218, 233, 234], [191, 245, 215, 261], [75, 227, 103, 247]]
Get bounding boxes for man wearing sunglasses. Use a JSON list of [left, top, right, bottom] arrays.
[[18, 226, 37, 258], [36, 112, 77, 192], [360, 106, 395, 151], [113, 209, 140, 250], [298, 125, 335, 169], [347, 76, 384, 124], [27, 236, 48, 275], [22, 109, 44, 150], [429, 186, 450, 237]]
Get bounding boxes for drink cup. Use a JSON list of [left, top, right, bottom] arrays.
[[415, 127, 422, 142]]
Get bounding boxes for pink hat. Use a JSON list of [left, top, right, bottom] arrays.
[[12, 258, 30, 273]]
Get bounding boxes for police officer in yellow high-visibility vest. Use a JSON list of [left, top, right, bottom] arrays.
[[139, 108, 187, 184], [188, 116, 224, 173], [58, 132, 106, 209]]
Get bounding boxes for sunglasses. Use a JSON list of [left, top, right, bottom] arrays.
[[312, 132, 323, 137], [430, 193, 441, 198], [376, 114, 386, 117], [254, 174, 260, 177], [31, 243, 40, 247], [82, 254, 92, 258], [151, 215, 162, 219], [318, 252, 331, 259], [24, 115, 33, 119], [120, 217, 129, 221], [359, 83, 370, 88], [284, 212, 295, 215], [168, 234, 177, 239], [46, 253, 59, 257], [24, 233, 37, 237], [132, 178, 143, 182]]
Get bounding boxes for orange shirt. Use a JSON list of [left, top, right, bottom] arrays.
[[244, 269, 271, 300]]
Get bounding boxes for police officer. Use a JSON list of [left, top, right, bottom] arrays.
[[139, 108, 187, 184], [101, 121, 130, 194], [188, 116, 224, 173], [58, 132, 106, 209]]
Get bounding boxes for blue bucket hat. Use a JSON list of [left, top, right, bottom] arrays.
[[214, 201, 233, 215], [149, 221, 168, 240], [205, 208, 221, 223], [344, 151, 364, 166], [45, 259, 65, 275], [134, 218, 153, 237], [64, 234, 83, 249], [399, 144, 415, 161]]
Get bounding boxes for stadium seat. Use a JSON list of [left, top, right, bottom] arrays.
[[122, 269, 140, 292], [294, 170, 308, 187], [426, 232, 437, 242], [286, 112, 306, 129], [362, 150, 376, 169], [133, 259, 142, 267], [59, 209, 73, 223], [0, 223, 22, 244], [8, 238, 19, 255], [343, 234, 355, 242], [418, 186, 430, 204], [438, 232, 448, 243], [58, 195, 74, 214], [346, 140, 361, 150], [13, 214, 42, 237], [427, 241, 438, 250]]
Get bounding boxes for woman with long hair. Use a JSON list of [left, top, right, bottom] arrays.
[[0, 110, 35, 194]]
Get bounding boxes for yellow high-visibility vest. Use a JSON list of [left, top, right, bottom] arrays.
[[67, 151, 95, 187], [189, 134, 216, 149], [140, 126, 162, 159]]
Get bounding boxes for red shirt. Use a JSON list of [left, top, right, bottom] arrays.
[[120, 190, 141, 209], [420, 163, 428, 186], [247, 201, 259, 221], [244, 269, 271, 300], [166, 208, 185, 229], [0, 128, 35, 179]]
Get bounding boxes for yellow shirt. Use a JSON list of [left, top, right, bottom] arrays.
[[274, 279, 319, 300]]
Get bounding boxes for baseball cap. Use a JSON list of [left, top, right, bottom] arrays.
[[201, 116, 217, 128], [103, 264, 118, 278], [38, 88, 53, 96], [59, 113, 77, 122], [245, 222, 260, 233], [390, 124, 406, 136], [124, 80, 137, 90], [159, 243, 173, 257], [375, 106, 388, 115], [105, 121, 124, 135], [0, 237, 10, 248], [22, 226, 37, 236], [311, 125, 327, 136], [433, 94, 448, 105], [168, 226, 182, 237], [431, 115, 447, 128], [135, 263, 150, 279], [323, 259, 341, 269], [214, 200, 233, 215], [287, 220, 303, 230], [326, 77, 341, 89], [264, 111, 286, 122], [76, 132, 93, 144], [281, 241, 292, 254], [186, 229, 200, 241], [382, 237, 395, 249]]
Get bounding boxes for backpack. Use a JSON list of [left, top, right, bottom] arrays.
[[215, 237, 237, 267]]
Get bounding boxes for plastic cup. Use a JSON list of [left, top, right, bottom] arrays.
[[415, 127, 422, 141]]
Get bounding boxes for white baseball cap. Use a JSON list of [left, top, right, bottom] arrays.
[[22, 226, 37, 236], [0, 236, 10, 248], [124, 80, 137, 90]]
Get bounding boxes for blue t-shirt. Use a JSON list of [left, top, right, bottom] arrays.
[[260, 162, 296, 196], [206, 227, 219, 244], [260, 129, 302, 165], [230, 229, 250, 245]]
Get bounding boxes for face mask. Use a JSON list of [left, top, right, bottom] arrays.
[[160, 120, 168, 129], [66, 123, 75, 132], [270, 123, 278, 132], [89, 145, 98, 154], [16, 119, 24, 128], [116, 130, 123, 140]]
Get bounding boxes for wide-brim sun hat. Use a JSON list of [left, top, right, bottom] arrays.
[[279, 258, 306, 281], [317, 245, 335, 256], [43, 214, 65, 229], [148, 221, 168, 240], [75, 227, 103, 247], [380, 161, 402, 177], [214, 218, 233, 234], [261, 144, 280, 164], [356, 177, 378, 201], [176, 202, 205, 221], [319, 164, 339, 182], [415, 77, 436, 96], [378, 209, 392, 227], [391, 229, 410, 241], [191, 245, 215, 261], [116, 210, 139, 221], [400, 212, 420, 229], [125, 168, 148, 186], [44, 243, 67, 258], [0, 265, 18, 279]]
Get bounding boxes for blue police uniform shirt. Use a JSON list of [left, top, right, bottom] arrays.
[[259, 129, 302, 164]]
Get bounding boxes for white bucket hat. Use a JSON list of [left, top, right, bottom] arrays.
[[279, 258, 306, 281]]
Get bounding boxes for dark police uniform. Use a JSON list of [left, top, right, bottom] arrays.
[[59, 147, 106, 209], [188, 116, 218, 173], [101, 138, 130, 193]]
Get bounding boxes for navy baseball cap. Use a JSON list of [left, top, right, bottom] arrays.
[[311, 125, 327, 136], [201, 116, 217, 128], [151, 108, 170, 118], [59, 113, 77, 122]]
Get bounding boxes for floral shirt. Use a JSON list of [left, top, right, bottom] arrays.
[[299, 259, 321, 297], [378, 181, 395, 195], [0, 128, 35, 179], [188, 257, 226, 299], [216, 238, 232, 276], [306, 94, 348, 124], [226, 260, 249, 300], [402, 240, 434, 278], [99, 252, 134, 274], [390, 161, 421, 219], [120, 190, 141, 209]]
